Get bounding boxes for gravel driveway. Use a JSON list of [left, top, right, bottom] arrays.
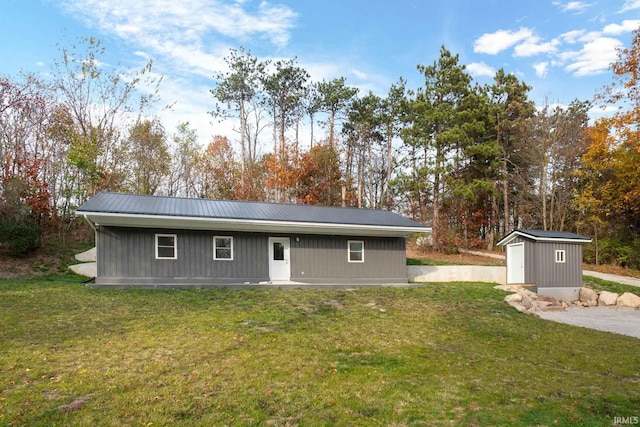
[[539, 306, 640, 339]]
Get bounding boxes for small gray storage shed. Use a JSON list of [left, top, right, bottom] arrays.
[[76, 193, 431, 288], [497, 229, 592, 301]]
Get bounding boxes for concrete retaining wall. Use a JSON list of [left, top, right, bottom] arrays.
[[408, 265, 506, 285], [536, 287, 580, 302]]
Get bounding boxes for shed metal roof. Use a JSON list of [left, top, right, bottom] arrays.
[[77, 193, 431, 237], [497, 229, 592, 245]]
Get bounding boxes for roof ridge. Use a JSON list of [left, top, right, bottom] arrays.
[[78, 192, 431, 232], [497, 228, 592, 245], [95, 192, 398, 214]]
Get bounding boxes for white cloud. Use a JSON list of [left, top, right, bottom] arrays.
[[475, 28, 560, 58], [473, 27, 533, 55], [603, 20, 640, 35], [560, 29, 586, 44], [158, 75, 241, 145], [133, 51, 150, 60], [588, 104, 619, 122], [350, 69, 369, 80], [299, 61, 386, 96], [57, 0, 299, 148], [553, 1, 592, 14], [514, 37, 560, 57], [536, 102, 568, 113], [575, 30, 605, 43], [619, 0, 640, 12], [298, 61, 341, 84], [60, 1, 298, 64], [60, 0, 297, 80], [533, 62, 549, 78], [466, 62, 496, 77], [563, 36, 623, 76], [81, 58, 105, 68]]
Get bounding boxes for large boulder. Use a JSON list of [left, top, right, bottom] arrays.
[[520, 294, 534, 310], [495, 284, 537, 298], [512, 303, 528, 313], [504, 292, 539, 314], [598, 291, 619, 306], [522, 288, 539, 300], [579, 287, 598, 307], [504, 293, 523, 304], [616, 292, 640, 308]]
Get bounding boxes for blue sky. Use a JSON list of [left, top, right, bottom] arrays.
[[1, 0, 639, 148]]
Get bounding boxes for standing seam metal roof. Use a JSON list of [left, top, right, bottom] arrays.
[[515, 229, 592, 240], [497, 229, 592, 245], [76, 192, 429, 229]]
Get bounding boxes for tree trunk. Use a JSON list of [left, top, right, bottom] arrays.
[[239, 98, 247, 172], [272, 105, 279, 202], [541, 158, 548, 231], [433, 146, 442, 251], [279, 108, 286, 203], [595, 227, 599, 266], [488, 183, 498, 251], [384, 129, 393, 207], [329, 110, 336, 147], [295, 119, 299, 153], [502, 157, 509, 234], [279, 109, 286, 156], [309, 112, 314, 148]]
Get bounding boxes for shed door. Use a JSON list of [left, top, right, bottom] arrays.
[[268, 237, 291, 281], [507, 243, 525, 284]]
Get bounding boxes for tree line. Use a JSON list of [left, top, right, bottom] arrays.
[[1, 33, 639, 267]]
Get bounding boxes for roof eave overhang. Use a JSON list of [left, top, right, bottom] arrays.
[[79, 211, 432, 238], [497, 231, 592, 246]]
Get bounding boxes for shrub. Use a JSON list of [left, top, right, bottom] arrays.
[[630, 239, 640, 270], [586, 238, 640, 269], [0, 220, 42, 256]]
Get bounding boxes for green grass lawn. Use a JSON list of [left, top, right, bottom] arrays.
[[406, 257, 455, 266], [583, 276, 640, 296], [1, 278, 638, 426], [406, 256, 503, 267]]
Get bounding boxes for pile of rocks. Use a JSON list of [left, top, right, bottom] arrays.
[[494, 284, 640, 316], [494, 284, 567, 315], [575, 287, 640, 308]]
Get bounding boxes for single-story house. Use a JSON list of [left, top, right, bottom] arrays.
[[76, 193, 431, 287], [497, 229, 592, 301]]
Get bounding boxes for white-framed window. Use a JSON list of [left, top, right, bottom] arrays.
[[155, 234, 177, 259], [214, 236, 233, 260], [348, 240, 364, 263], [555, 249, 566, 264]]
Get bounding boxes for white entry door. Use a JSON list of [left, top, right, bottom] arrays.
[[268, 237, 291, 281], [507, 243, 525, 284]]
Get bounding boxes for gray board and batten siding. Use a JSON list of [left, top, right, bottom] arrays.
[[497, 229, 592, 301], [503, 234, 585, 288], [291, 234, 406, 283], [79, 193, 428, 287], [96, 227, 267, 285], [95, 227, 407, 286]]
